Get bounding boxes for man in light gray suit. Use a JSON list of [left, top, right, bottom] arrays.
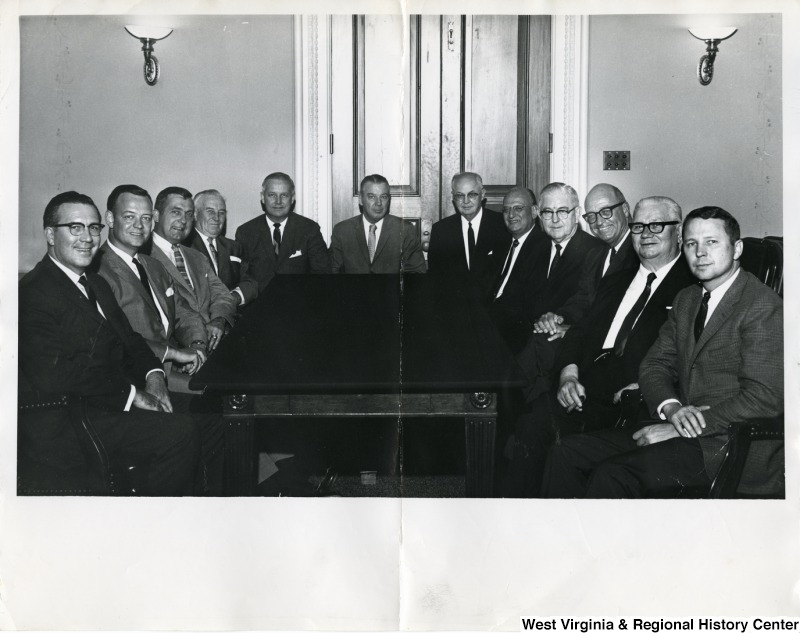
[[143, 186, 237, 354], [94, 184, 207, 391]]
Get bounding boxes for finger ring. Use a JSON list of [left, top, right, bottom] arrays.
[[211, 334, 218, 339]]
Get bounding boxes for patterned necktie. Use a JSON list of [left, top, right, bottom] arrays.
[[368, 224, 377, 263], [694, 290, 712, 341], [273, 223, 282, 257], [207, 237, 219, 269], [132, 256, 156, 306], [78, 274, 100, 314], [548, 243, 562, 278], [467, 221, 476, 271], [172, 244, 193, 289], [613, 272, 657, 357]]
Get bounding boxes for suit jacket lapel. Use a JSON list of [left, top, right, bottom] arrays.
[[691, 272, 746, 362], [103, 245, 162, 316], [151, 243, 194, 294], [355, 216, 371, 265], [277, 214, 297, 265], [139, 255, 175, 327], [373, 216, 393, 262], [257, 217, 278, 265]]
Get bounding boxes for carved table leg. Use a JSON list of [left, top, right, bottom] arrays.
[[464, 392, 497, 498]]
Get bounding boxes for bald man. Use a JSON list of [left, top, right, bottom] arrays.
[[532, 183, 638, 341], [427, 172, 510, 300]]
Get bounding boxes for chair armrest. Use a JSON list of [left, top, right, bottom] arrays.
[[709, 415, 784, 498]]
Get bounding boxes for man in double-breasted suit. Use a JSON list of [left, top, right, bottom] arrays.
[[143, 187, 237, 354], [94, 185, 207, 392], [234, 172, 330, 292], [186, 189, 257, 307], [19, 191, 199, 495], [427, 171, 510, 300], [542, 206, 783, 498], [329, 173, 426, 274], [503, 196, 694, 496]]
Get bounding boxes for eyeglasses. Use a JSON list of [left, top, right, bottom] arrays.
[[502, 205, 530, 214], [52, 222, 105, 236], [583, 200, 625, 224], [453, 192, 481, 203], [540, 207, 576, 220], [629, 221, 680, 234]]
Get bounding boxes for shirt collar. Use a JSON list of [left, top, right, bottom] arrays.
[[48, 254, 84, 284], [195, 227, 217, 243], [637, 252, 682, 278], [363, 216, 384, 230], [106, 238, 137, 263], [460, 208, 483, 228], [705, 266, 741, 298], [612, 229, 630, 251], [152, 231, 176, 255]]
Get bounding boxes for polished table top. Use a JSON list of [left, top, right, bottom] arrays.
[[191, 274, 525, 394]]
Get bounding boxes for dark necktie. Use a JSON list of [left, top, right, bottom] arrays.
[[467, 222, 476, 270], [495, 239, 519, 297], [613, 272, 657, 357], [694, 290, 712, 341], [273, 223, 282, 257], [207, 237, 219, 269], [132, 256, 156, 306], [78, 274, 100, 314], [548, 243, 562, 278], [605, 246, 617, 276], [172, 244, 193, 289]]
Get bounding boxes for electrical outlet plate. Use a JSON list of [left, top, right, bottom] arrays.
[[603, 151, 631, 170]]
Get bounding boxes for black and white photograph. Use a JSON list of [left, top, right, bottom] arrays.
[[1, 0, 797, 629]]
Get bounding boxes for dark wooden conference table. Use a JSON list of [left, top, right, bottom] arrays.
[[191, 274, 526, 497]]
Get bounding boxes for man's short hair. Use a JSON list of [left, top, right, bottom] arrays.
[[154, 187, 193, 213], [359, 174, 390, 194], [451, 172, 483, 190], [633, 196, 682, 221], [107, 184, 152, 212], [261, 172, 295, 192], [43, 191, 99, 228], [540, 182, 579, 206], [194, 189, 226, 208], [503, 186, 537, 207], [684, 206, 741, 243]]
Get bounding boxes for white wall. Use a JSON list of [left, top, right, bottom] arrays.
[[586, 13, 782, 238], [19, 15, 295, 273]]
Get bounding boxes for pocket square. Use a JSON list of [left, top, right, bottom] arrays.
[[165, 287, 174, 297], [488, 250, 493, 255], [289, 250, 303, 259], [230, 255, 242, 263], [666, 306, 673, 310]]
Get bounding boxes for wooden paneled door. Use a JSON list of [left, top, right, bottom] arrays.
[[329, 15, 551, 247]]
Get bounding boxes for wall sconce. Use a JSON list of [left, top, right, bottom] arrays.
[[688, 27, 737, 86], [124, 25, 173, 86]]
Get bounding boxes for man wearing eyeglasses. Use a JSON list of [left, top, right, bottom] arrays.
[[489, 186, 545, 354], [18, 191, 200, 495], [330, 173, 426, 274], [503, 196, 694, 496], [542, 206, 783, 498], [427, 172, 510, 299], [235, 172, 330, 291], [533, 184, 639, 340]]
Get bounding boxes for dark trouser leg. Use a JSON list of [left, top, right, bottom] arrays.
[[541, 428, 634, 498], [586, 437, 709, 498], [90, 409, 200, 496]]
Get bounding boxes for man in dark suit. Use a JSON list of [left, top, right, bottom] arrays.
[[19, 191, 199, 495], [542, 206, 783, 498], [427, 171, 510, 298], [532, 183, 638, 339], [512, 182, 605, 400], [503, 196, 694, 496], [186, 189, 257, 307], [488, 186, 545, 354], [235, 172, 330, 291], [144, 187, 237, 354], [329, 173, 427, 274]]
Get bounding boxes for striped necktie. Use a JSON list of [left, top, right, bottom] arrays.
[[368, 224, 377, 263], [172, 244, 193, 289]]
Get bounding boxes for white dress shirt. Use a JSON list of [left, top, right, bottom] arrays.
[[602, 254, 681, 349], [152, 232, 195, 288], [460, 209, 483, 270], [495, 226, 535, 298], [362, 216, 384, 248], [195, 228, 246, 305], [602, 229, 631, 276]]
